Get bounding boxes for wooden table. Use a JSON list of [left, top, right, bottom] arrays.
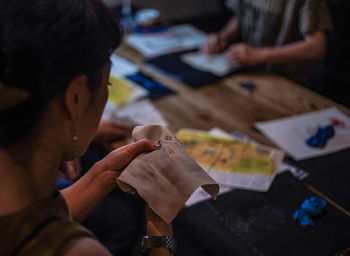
[[116, 44, 349, 146], [115, 44, 350, 255]]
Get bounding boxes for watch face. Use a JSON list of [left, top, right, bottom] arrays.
[[141, 235, 176, 253]]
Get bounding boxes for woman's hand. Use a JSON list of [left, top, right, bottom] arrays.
[[62, 139, 157, 222], [92, 139, 158, 192], [146, 205, 173, 237], [200, 33, 228, 55], [59, 160, 81, 181], [145, 205, 174, 256], [92, 120, 134, 151]]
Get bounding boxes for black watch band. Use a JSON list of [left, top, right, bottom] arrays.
[[141, 235, 176, 255]]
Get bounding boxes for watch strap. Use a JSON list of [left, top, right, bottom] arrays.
[[141, 235, 176, 255]]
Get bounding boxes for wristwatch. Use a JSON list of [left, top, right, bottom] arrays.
[[141, 235, 177, 255]]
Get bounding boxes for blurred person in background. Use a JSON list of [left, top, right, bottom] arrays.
[[201, 0, 333, 82]]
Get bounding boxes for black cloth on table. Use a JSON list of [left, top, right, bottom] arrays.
[[146, 50, 249, 88], [174, 171, 350, 256], [79, 147, 350, 256]]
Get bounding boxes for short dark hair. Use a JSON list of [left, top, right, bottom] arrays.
[[0, 0, 123, 146]]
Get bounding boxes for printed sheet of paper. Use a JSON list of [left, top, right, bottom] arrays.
[[186, 128, 310, 206], [109, 99, 168, 127], [126, 24, 207, 57], [110, 54, 139, 77], [255, 107, 350, 160], [177, 129, 284, 192], [181, 52, 240, 76]]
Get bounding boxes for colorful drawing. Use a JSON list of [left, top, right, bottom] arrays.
[[176, 129, 276, 176]]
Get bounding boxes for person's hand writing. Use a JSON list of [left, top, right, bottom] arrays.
[[200, 33, 228, 55], [224, 43, 266, 66]]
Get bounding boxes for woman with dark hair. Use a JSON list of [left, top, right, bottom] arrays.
[[0, 0, 174, 255]]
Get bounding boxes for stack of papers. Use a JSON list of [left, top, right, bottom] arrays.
[[106, 54, 148, 107], [255, 108, 350, 160], [102, 55, 168, 127], [126, 24, 207, 58]]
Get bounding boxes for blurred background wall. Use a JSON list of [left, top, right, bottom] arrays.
[[103, 0, 223, 21], [307, 0, 350, 107]]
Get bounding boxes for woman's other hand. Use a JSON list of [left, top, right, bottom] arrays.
[[145, 205, 174, 256], [145, 205, 173, 237], [59, 160, 81, 181], [92, 120, 133, 151]]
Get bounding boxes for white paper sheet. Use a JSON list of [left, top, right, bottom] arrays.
[[255, 107, 350, 160], [181, 52, 240, 76], [110, 54, 139, 77], [126, 24, 207, 57], [110, 99, 168, 126], [186, 184, 233, 207]]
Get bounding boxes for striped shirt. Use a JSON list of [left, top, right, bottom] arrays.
[[227, 0, 333, 47], [226, 0, 333, 79]]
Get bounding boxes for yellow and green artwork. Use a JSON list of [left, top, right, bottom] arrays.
[[176, 129, 276, 176]]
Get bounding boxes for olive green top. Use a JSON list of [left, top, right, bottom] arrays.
[[0, 191, 96, 256]]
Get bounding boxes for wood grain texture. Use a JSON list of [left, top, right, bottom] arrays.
[[115, 44, 350, 147]]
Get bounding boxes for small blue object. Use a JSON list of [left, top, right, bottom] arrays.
[[134, 26, 169, 33], [301, 196, 326, 216], [239, 81, 256, 92], [126, 73, 176, 100], [293, 209, 314, 227], [293, 196, 327, 227], [305, 125, 335, 148]]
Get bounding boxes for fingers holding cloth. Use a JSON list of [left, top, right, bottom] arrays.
[[116, 125, 219, 224]]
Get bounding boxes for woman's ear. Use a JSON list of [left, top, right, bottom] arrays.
[[64, 75, 88, 121]]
